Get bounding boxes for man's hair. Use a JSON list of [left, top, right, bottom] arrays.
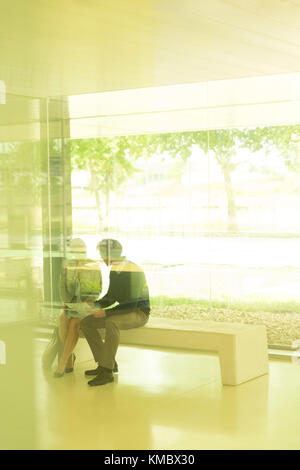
[[97, 239, 123, 258]]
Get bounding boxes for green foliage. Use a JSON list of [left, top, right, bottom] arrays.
[[150, 295, 300, 314], [238, 125, 300, 171], [138, 126, 300, 172], [70, 137, 138, 193], [0, 141, 41, 204], [69, 125, 300, 231], [129, 129, 240, 174], [70, 125, 300, 190]]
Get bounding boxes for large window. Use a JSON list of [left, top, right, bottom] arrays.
[[69, 123, 300, 347]]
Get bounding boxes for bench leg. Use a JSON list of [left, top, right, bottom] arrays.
[[218, 327, 269, 385]]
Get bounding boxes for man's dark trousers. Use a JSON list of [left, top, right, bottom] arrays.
[[80, 309, 148, 370]]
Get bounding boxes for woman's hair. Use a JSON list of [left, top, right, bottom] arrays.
[[68, 238, 87, 253]]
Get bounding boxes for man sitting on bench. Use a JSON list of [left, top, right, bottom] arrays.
[[80, 238, 151, 386]]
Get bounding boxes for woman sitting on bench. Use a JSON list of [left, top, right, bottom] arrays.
[[53, 238, 102, 378]]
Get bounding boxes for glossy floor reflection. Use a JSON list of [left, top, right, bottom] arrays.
[[35, 340, 300, 450]]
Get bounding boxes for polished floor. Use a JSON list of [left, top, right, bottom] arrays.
[[35, 339, 300, 450]]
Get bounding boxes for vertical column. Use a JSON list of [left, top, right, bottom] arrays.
[[40, 97, 72, 311], [0, 94, 41, 449]]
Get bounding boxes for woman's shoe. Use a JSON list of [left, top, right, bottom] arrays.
[[65, 354, 76, 373], [53, 371, 65, 378], [42, 327, 62, 370]]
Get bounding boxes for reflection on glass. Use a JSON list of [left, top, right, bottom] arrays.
[[0, 140, 42, 323], [0, 94, 71, 449], [0, 94, 43, 449], [69, 125, 300, 347]]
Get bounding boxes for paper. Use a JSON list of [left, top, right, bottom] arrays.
[[65, 302, 95, 317]]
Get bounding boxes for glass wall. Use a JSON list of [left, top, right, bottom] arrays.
[[0, 94, 71, 449], [1, 74, 299, 447], [68, 75, 300, 348], [0, 94, 42, 448]]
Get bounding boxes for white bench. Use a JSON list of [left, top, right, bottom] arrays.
[[77, 317, 269, 386]]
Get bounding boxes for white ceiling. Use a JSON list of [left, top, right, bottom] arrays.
[[1, 0, 300, 98], [1, 71, 299, 141], [68, 73, 300, 137]]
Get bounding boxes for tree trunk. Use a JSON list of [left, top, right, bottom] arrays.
[[103, 168, 110, 232], [222, 165, 238, 232], [88, 162, 103, 229]]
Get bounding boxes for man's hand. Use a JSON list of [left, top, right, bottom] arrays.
[[93, 308, 106, 318]]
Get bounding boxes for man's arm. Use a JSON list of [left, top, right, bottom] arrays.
[[94, 294, 113, 309], [103, 268, 149, 316]]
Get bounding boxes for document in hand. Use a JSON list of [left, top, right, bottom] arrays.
[[65, 302, 95, 317]]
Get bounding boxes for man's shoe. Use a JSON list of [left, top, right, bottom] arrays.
[[85, 364, 101, 376], [88, 369, 114, 387], [85, 361, 118, 376]]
